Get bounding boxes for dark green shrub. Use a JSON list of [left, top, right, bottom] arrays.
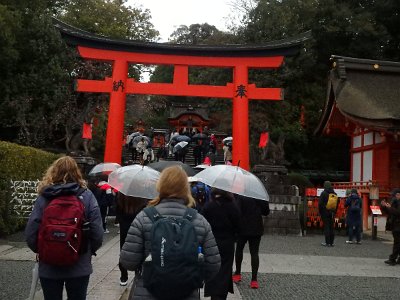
[[0, 141, 60, 236]]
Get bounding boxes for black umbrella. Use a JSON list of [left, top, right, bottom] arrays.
[[171, 135, 191, 143], [192, 133, 208, 140], [147, 160, 196, 176]]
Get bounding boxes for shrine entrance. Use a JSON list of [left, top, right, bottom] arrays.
[[55, 19, 307, 170]]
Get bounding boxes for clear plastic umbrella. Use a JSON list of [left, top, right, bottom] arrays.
[[108, 164, 160, 199], [194, 165, 269, 201], [223, 136, 233, 145], [173, 141, 189, 153], [88, 162, 121, 177], [132, 135, 151, 148]]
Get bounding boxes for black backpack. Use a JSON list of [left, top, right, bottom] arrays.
[[142, 206, 204, 300]]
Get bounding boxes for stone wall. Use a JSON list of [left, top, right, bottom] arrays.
[[252, 164, 302, 235]]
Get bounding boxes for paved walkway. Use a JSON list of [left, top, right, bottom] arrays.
[[0, 230, 398, 299]]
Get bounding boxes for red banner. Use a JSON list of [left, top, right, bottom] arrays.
[[258, 132, 269, 148], [82, 122, 92, 139]]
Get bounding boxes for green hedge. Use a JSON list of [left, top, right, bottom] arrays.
[[0, 141, 61, 236]]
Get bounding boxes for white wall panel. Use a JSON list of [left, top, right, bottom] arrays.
[[363, 150, 373, 181], [352, 152, 361, 182]]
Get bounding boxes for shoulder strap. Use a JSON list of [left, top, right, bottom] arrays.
[[143, 206, 162, 223], [183, 207, 197, 222]]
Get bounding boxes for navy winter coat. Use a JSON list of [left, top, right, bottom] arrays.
[[345, 194, 362, 227], [25, 183, 103, 279]]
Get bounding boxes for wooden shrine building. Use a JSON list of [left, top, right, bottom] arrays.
[[314, 55, 400, 230], [315, 55, 400, 192], [167, 103, 211, 134]]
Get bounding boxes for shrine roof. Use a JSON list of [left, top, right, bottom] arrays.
[[53, 18, 309, 57], [315, 55, 400, 135], [168, 104, 210, 121]]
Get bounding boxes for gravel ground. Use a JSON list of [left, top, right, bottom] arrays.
[[0, 260, 38, 300], [0, 219, 120, 300], [0, 222, 396, 300], [236, 273, 400, 300], [258, 233, 392, 259]]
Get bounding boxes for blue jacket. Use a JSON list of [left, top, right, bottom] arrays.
[[345, 193, 362, 226], [25, 183, 103, 279]]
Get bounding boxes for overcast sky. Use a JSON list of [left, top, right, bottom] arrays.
[[128, 0, 238, 42]]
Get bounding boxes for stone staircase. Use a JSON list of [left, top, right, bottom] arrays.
[[122, 144, 224, 167]]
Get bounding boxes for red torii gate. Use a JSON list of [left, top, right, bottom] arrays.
[[55, 19, 306, 170]]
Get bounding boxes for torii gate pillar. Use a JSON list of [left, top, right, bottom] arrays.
[[104, 60, 127, 163], [233, 65, 250, 169]]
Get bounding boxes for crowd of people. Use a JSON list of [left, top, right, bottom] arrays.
[[125, 128, 233, 167], [24, 156, 400, 300]]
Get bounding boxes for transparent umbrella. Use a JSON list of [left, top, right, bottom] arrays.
[[173, 141, 189, 153], [194, 165, 269, 201], [88, 162, 121, 177], [223, 136, 233, 145], [108, 164, 160, 199]]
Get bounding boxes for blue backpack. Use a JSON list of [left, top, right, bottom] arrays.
[[142, 206, 204, 300]]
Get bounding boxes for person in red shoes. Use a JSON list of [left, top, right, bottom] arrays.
[[232, 195, 270, 289]]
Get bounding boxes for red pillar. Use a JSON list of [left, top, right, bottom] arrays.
[[232, 65, 249, 170], [362, 193, 369, 231], [104, 59, 127, 163]]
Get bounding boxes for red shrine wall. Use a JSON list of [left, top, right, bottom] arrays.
[[350, 129, 400, 190]]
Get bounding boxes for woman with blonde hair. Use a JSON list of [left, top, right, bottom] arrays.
[[120, 166, 221, 299], [25, 156, 103, 300]]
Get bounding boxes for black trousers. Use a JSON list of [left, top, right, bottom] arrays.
[[234, 235, 261, 281], [389, 231, 400, 261], [323, 213, 335, 245], [40, 275, 90, 300]]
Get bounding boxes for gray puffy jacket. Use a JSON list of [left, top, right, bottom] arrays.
[[120, 198, 221, 300]]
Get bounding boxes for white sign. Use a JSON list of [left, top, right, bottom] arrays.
[[370, 205, 382, 215], [316, 188, 347, 197]]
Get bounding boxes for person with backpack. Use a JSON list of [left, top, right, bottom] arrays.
[[344, 188, 362, 244], [191, 180, 211, 212], [381, 188, 400, 265], [25, 156, 103, 300], [115, 193, 147, 286], [202, 187, 240, 300], [119, 166, 221, 300], [232, 195, 270, 289], [318, 180, 338, 247]]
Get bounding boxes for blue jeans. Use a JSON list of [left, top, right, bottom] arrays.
[[40, 275, 90, 300], [348, 224, 361, 242]]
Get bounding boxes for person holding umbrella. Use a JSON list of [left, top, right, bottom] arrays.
[[232, 195, 270, 289], [202, 187, 240, 300], [136, 137, 148, 165]]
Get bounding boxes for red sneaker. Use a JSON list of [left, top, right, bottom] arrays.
[[232, 274, 241, 283], [250, 280, 259, 289]]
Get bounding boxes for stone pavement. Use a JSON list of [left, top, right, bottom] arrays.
[[1, 229, 399, 300]]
